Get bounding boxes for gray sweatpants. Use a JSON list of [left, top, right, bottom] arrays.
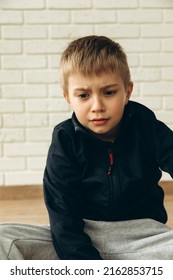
[[0, 219, 173, 260]]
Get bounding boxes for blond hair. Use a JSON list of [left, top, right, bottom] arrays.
[[60, 35, 131, 92]]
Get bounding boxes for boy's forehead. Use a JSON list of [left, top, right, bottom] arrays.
[[68, 71, 123, 90]]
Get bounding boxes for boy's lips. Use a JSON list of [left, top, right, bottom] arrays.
[[90, 118, 109, 125]]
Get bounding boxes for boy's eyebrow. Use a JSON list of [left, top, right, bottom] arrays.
[[100, 84, 119, 90], [73, 86, 89, 92], [73, 84, 119, 93], [72, 87, 90, 95]]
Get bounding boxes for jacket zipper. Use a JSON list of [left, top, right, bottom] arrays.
[[108, 148, 114, 175], [107, 148, 121, 219], [107, 148, 115, 219]]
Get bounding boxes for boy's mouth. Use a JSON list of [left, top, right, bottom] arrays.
[[90, 118, 109, 125]]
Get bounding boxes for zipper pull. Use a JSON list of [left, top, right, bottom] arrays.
[[108, 149, 114, 175]]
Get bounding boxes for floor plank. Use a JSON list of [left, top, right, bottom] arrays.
[[0, 199, 49, 225]]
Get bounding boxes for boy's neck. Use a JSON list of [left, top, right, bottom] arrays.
[[86, 124, 120, 143]]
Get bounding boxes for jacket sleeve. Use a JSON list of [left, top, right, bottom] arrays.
[[43, 126, 102, 260], [154, 119, 173, 178]]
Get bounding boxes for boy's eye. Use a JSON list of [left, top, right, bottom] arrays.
[[104, 90, 116, 96], [78, 93, 89, 99]]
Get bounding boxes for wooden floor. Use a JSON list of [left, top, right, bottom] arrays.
[[0, 182, 172, 227], [0, 185, 49, 225]]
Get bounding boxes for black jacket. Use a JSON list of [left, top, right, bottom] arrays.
[[43, 101, 173, 260]]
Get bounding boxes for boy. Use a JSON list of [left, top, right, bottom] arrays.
[[0, 35, 173, 260]]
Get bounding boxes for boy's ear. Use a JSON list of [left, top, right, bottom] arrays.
[[63, 92, 70, 104], [125, 82, 133, 104]]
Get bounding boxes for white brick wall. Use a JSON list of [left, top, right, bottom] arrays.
[[0, 0, 173, 186]]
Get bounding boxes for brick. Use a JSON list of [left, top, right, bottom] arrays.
[[0, 173, 4, 186], [47, 0, 92, 9], [5, 171, 43, 186], [164, 97, 173, 110], [49, 112, 72, 127], [24, 71, 59, 84], [131, 68, 161, 82], [2, 26, 47, 39], [0, 71, 22, 84], [26, 128, 52, 142], [94, 0, 138, 8], [25, 11, 70, 24], [0, 11, 22, 23], [48, 55, 61, 68], [132, 97, 162, 110], [0, 129, 24, 142], [118, 10, 162, 23], [4, 143, 48, 157], [1, 0, 44, 9], [0, 41, 21, 54], [96, 25, 139, 38], [155, 111, 173, 124], [163, 69, 173, 81], [2, 85, 47, 98], [0, 100, 23, 112], [119, 39, 161, 53], [72, 10, 117, 23], [24, 40, 68, 54], [128, 55, 140, 67], [3, 114, 48, 128], [0, 158, 25, 171], [25, 99, 69, 112], [27, 157, 46, 170], [49, 84, 63, 98], [141, 24, 173, 38], [142, 54, 173, 66], [141, 83, 173, 96], [50, 25, 94, 39], [2, 56, 46, 69], [163, 39, 173, 52], [164, 10, 173, 22], [140, 0, 173, 8]]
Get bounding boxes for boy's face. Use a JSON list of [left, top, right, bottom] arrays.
[[64, 71, 133, 142]]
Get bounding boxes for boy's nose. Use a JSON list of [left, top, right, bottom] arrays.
[[91, 96, 105, 112]]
